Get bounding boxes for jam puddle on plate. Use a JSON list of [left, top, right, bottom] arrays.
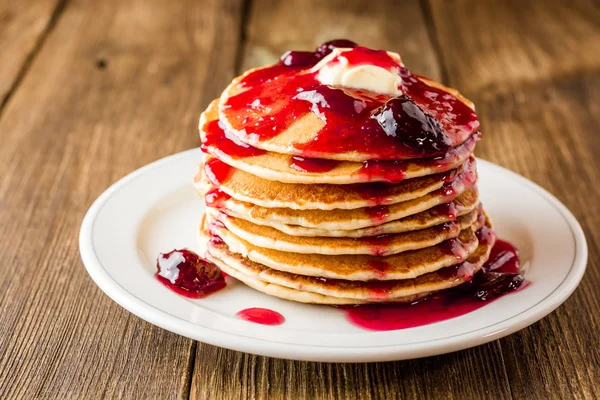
[[156, 249, 226, 298], [344, 239, 527, 331]]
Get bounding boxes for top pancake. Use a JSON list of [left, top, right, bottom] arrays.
[[200, 99, 479, 185], [217, 58, 480, 162]]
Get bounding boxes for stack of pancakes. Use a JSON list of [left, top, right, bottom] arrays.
[[196, 53, 494, 305]]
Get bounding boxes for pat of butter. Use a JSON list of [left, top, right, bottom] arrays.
[[311, 48, 403, 96]]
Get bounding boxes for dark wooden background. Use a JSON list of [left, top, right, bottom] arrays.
[[1, 0, 599, 398]]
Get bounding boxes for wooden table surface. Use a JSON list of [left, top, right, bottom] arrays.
[[1, 0, 599, 398]]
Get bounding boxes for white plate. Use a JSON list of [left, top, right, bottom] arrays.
[[79, 150, 587, 362]]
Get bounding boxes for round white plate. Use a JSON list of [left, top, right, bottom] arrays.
[[79, 150, 587, 362]]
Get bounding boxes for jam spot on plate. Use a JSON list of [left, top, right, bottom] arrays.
[[236, 308, 285, 326], [156, 249, 226, 299]]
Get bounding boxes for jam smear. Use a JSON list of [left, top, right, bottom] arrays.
[[204, 157, 233, 185], [238, 63, 301, 87], [201, 122, 479, 185], [280, 39, 357, 68], [362, 234, 395, 256], [236, 308, 285, 326], [222, 42, 479, 160], [201, 120, 266, 158], [280, 51, 321, 67], [347, 157, 470, 206], [358, 160, 407, 184], [351, 182, 396, 206], [316, 39, 358, 57], [476, 223, 497, 247], [419, 133, 480, 169], [156, 249, 225, 299], [434, 202, 460, 221], [364, 205, 390, 223], [344, 237, 526, 331], [339, 46, 400, 70], [439, 237, 467, 262], [290, 156, 339, 173], [367, 260, 390, 279], [209, 234, 225, 246], [208, 218, 227, 236], [205, 187, 231, 208]]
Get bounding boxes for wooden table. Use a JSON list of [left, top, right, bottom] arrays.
[[1, 0, 599, 398]]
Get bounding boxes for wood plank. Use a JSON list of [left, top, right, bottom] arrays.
[[190, 1, 512, 399], [428, 0, 600, 398], [0, 0, 63, 107], [239, 0, 442, 80], [191, 343, 511, 400], [0, 0, 243, 398]]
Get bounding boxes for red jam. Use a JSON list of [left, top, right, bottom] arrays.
[[221, 42, 479, 161], [204, 157, 234, 185], [204, 187, 231, 208], [289, 156, 339, 173], [201, 120, 266, 158], [344, 237, 526, 331], [346, 157, 470, 206], [364, 205, 390, 223], [202, 116, 478, 184], [362, 234, 395, 256], [357, 160, 407, 183], [433, 202, 460, 221], [438, 238, 468, 262], [236, 308, 285, 325], [340, 46, 401, 70], [367, 260, 390, 279], [351, 182, 397, 206], [156, 249, 225, 298]]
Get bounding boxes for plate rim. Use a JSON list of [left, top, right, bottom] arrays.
[[79, 149, 588, 362]]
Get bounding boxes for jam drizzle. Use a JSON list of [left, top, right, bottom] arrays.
[[204, 157, 234, 185], [222, 42, 480, 161], [367, 260, 390, 279], [205, 187, 231, 208], [156, 249, 226, 298], [202, 114, 479, 185], [344, 237, 527, 331], [289, 156, 339, 173], [364, 205, 390, 223], [201, 120, 266, 158]]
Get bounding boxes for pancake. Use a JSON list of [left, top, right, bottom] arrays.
[[239, 196, 481, 238], [200, 99, 480, 185], [217, 63, 478, 162], [208, 256, 431, 305], [195, 155, 476, 210], [205, 215, 495, 302], [209, 209, 478, 256], [206, 216, 482, 281], [210, 181, 478, 231]]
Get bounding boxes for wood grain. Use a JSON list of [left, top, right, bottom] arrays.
[[191, 343, 512, 400], [0, 0, 243, 398], [0, 0, 64, 108], [238, 0, 442, 80], [429, 0, 600, 398]]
